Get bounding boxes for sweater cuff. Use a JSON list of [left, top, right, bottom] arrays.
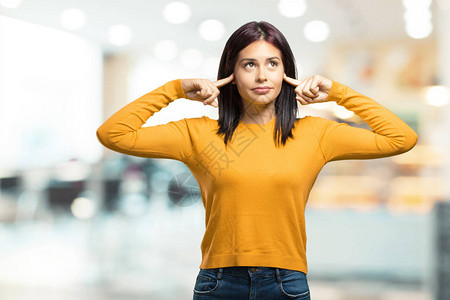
[[172, 78, 187, 100], [325, 80, 347, 103]]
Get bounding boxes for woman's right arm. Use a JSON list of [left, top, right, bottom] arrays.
[[96, 75, 233, 162], [96, 79, 193, 162]]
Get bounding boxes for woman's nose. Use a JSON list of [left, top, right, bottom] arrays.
[[256, 69, 267, 82]]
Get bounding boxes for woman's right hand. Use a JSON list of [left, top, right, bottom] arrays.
[[181, 74, 234, 108]]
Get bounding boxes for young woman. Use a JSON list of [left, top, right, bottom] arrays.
[[97, 21, 418, 300]]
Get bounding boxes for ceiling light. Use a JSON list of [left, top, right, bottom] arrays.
[[303, 20, 329, 42], [108, 24, 133, 46], [405, 19, 432, 39], [402, 0, 432, 9], [60, 8, 87, 31], [163, 2, 191, 24], [278, 0, 307, 18], [199, 19, 225, 41], [402, 0, 433, 39], [403, 7, 432, 23], [71, 197, 96, 219], [425, 85, 450, 107]]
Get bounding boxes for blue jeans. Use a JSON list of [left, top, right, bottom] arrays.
[[193, 266, 311, 300]]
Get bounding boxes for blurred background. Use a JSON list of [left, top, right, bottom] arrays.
[[1, 0, 449, 299]]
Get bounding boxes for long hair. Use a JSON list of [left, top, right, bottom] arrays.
[[216, 21, 298, 147]]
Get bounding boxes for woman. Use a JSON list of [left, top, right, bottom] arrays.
[[96, 21, 418, 300]]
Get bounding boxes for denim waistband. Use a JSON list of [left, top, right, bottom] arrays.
[[200, 266, 302, 280], [217, 266, 276, 274]]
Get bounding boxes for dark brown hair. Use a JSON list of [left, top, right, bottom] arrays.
[[216, 21, 298, 147]]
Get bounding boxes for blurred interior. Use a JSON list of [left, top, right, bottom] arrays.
[[1, 0, 450, 299]]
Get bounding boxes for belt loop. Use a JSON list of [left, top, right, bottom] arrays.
[[217, 268, 223, 280], [275, 268, 281, 283]]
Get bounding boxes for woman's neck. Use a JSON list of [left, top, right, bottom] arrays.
[[240, 102, 276, 125]]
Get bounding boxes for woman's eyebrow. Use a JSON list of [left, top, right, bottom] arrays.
[[240, 57, 281, 62]]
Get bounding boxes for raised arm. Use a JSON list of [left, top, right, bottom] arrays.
[[96, 74, 234, 162], [96, 79, 193, 162], [309, 80, 418, 162], [284, 74, 418, 163]]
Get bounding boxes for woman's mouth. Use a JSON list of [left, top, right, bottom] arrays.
[[252, 87, 272, 94]]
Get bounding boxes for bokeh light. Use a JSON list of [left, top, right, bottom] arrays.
[[108, 24, 133, 46], [163, 1, 191, 24], [425, 85, 450, 107], [198, 19, 226, 41], [71, 196, 96, 219], [60, 8, 87, 31], [304, 20, 330, 42], [278, 0, 307, 18]]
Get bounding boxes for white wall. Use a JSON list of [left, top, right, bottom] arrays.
[[0, 16, 103, 172]]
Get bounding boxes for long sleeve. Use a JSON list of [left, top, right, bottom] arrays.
[[96, 79, 193, 162], [307, 80, 418, 163]]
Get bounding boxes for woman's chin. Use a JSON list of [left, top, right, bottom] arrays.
[[243, 97, 276, 105]]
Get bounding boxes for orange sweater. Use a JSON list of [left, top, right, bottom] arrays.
[[96, 79, 418, 274]]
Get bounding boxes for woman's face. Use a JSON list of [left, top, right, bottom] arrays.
[[233, 40, 285, 105]]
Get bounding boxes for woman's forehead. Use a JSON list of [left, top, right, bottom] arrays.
[[238, 41, 282, 59]]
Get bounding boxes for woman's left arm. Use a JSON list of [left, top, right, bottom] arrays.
[[284, 74, 418, 162]]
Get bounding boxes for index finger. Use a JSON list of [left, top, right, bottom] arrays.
[[213, 73, 234, 88], [283, 73, 301, 87]]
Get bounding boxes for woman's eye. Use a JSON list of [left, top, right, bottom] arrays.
[[244, 61, 278, 69]]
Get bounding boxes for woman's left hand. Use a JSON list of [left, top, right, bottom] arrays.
[[284, 74, 333, 105]]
